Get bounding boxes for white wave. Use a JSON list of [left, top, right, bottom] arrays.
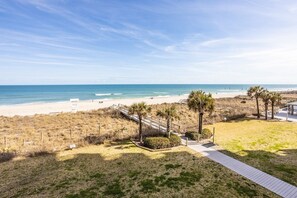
[[95, 93, 111, 96], [113, 93, 122, 95], [153, 92, 168, 94], [155, 95, 171, 98]]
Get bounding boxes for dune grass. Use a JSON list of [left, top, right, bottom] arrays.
[[0, 108, 140, 155], [0, 141, 277, 198], [206, 119, 297, 186]]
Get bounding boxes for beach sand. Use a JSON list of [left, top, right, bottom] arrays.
[[0, 93, 242, 117]]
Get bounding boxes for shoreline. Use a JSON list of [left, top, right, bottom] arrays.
[[0, 92, 243, 117]]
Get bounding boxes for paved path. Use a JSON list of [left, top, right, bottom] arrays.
[[181, 137, 297, 198], [119, 107, 297, 198]]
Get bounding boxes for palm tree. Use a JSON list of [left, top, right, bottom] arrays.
[[270, 92, 282, 119], [187, 90, 215, 134], [260, 90, 271, 120], [156, 105, 180, 137], [247, 86, 264, 119], [128, 102, 151, 142]]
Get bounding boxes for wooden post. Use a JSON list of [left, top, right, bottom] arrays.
[[213, 127, 215, 144], [186, 137, 188, 146]]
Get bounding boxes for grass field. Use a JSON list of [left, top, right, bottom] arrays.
[[0, 141, 277, 198], [207, 119, 297, 186]]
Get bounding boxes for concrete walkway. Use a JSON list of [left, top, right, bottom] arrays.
[[181, 137, 297, 198], [119, 107, 297, 198]]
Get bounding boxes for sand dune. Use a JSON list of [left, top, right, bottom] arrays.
[[0, 93, 241, 117]]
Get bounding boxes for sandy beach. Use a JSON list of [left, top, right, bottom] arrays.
[[0, 93, 241, 117]]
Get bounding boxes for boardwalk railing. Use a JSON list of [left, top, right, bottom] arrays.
[[117, 105, 183, 133], [118, 107, 167, 132]]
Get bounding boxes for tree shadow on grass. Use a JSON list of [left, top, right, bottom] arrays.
[[0, 152, 16, 163], [0, 142, 278, 198], [84, 125, 161, 146]]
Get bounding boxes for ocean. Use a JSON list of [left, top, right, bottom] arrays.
[[0, 84, 296, 105]]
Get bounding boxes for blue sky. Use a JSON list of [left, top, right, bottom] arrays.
[[1, 0, 297, 85]]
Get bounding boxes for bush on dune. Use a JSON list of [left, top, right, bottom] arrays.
[[143, 133, 181, 149], [168, 134, 181, 147], [185, 129, 213, 140], [201, 128, 212, 139], [185, 131, 198, 140], [144, 137, 171, 149]]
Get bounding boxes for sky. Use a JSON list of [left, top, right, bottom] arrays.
[[1, 0, 297, 85]]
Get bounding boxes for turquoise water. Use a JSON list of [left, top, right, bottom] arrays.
[[0, 84, 296, 105]]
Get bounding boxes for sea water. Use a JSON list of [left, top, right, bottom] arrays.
[[0, 84, 296, 105]]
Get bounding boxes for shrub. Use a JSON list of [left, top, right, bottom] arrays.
[[168, 134, 181, 147], [185, 131, 198, 140], [227, 113, 247, 120], [144, 137, 171, 149], [185, 129, 212, 140], [202, 128, 212, 139]]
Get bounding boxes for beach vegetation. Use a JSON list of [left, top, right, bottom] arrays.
[[247, 86, 265, 119], [143, 137, 171, 149], [187, 90, 215, 134], [201, 128, 212, 139], [168, 134, 181, 147], [128, 102, 151, 143], [143, 133, 181, 149], [270, 92, 282, 119], [156, 105, 180, 137], [185, 129, 212, 140], [185, 131, 198, 140], [260, 90, 271, 120]]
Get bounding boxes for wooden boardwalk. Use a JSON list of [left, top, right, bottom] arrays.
[[119, 108, 167, 132], [119, 107, 297, 198]]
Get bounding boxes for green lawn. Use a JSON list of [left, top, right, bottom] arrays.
[[207, 119, 297, 186], [0, 141, 276, 198]]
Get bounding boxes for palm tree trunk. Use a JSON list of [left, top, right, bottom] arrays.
[[256, 97, 260, 119], [139, 116, 143, 142], [271, 102, 275, 119], [166, 118, 170, 137], [265, 104, 268, 120], [198, 112, 203, 134]]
